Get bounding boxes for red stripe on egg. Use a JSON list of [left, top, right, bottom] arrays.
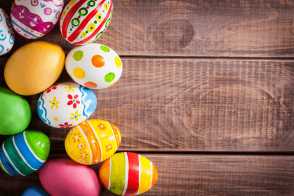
[[73, 1, 112, 45], [125, 152, 140, 195], [68, 0, 106, 43], [62, 0, 87, 39]]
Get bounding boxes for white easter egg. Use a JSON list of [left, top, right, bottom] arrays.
[[10, 0, 64, 39], [65, 43, 122, 89], [0, 8, 15, 56], [37, 82, 97, 128]]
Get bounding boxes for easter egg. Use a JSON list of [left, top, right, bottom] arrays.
[[65, 119, 121, 165], [37, 82, 97, 128], [0, 87, 31, 135], [60, 0, 113, 45], [4, 41, 65, 96], [66, 43, 122, 89], [10, 0, 64, 39], [22, 187, 50, 196], [39, 159, 101, 196], [0, 8, 14, 56], [0, 130, 50, 177], [99, 152, 158, 195]]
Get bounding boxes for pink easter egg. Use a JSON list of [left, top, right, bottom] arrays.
[[39, 159, 101, 196]]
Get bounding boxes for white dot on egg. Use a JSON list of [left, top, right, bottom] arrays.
[[91, 140, 95, 143], [109, 136, 115, 141]]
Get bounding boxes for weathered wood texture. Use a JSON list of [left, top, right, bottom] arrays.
[[2, 0, 294, 57], [1, 58, 294, 152], [1, 154, 294, 196]]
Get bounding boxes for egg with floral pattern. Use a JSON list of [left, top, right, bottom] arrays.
[[37, 82, 97, 128], [0, 8, 15, 56], [65, 119, 121, 165], [60, 0, 113, 45], [66, 43, 122, 89], [10, 0, 64, 39]]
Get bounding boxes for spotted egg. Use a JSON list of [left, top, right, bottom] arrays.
[[0, 8, 15, 56], [65, 119, 121, 165], [37, 82, 97, 128], [60, 0, 113, 45], [99, 152, 158, 195], [0, 130, 50, 177], [65, 43, 122, 89], [10, 0, 64, 39]]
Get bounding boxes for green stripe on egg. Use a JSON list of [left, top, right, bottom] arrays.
[[24, 131, 50, 161]]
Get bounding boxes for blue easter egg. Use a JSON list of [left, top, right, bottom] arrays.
[[22, 187, 50, 196]]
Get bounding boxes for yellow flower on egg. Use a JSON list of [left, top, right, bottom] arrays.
[[62, 10, 67, 18], [70, 111, 81, 121], [81, 32, 87, 37], [49, 97, 60, 109], [64, 85, 75, 92]]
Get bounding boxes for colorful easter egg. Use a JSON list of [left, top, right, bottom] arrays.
[[60, 0, 113, 45], [22, 187, 50, 196], [0, 8, 15, 56], [37, 82, 97, 128], [4, 41, 65, 96], [65, 119, 121, 165], [0, 87, 31, 135], [99, 152, 158, 195], [10, 0, 64, 39], [39, 159, 101, 196], [66, 43, 122, 89], [0, 130, 50, 177]]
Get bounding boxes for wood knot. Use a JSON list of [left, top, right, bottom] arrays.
[[151, 19, 194, 50]]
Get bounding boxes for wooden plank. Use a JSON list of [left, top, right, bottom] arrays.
[[1, 154, 294, 196], [2, 0, 294, 57], [1, 58, 294, 152]]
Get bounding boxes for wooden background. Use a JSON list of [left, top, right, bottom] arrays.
[[1, 0, 294, 195]]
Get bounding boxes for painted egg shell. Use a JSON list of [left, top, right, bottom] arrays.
[[60, 0, 113, 45], [10, 0, 64, 39], [0, 87, 31, 135], [0, 8, 14, 56], [22, 187, 50, 196], [66, 43, 122, 89], [65, 119, 121, 165], [99, 152, 158, 195], [39, 159, 101, 196], [37, 82, 97, 128], [0, 130, 50, 177], [4, 41, 65, 96]]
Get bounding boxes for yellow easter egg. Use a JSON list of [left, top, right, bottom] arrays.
[[4, 41, 65, 96], [64, 119, 121, 165]]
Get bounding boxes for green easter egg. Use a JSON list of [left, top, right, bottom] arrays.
[[0, 87, 31, 135]]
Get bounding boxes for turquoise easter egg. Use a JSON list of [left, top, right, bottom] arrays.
[[0, 130, 50, 176]]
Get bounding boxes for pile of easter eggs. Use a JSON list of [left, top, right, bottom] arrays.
[[0, 0, 158, 196]]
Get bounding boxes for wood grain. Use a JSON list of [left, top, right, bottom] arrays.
[[1, 154, 294, 196], [1, 58, 294, 152], [2, 0, 294, 57]]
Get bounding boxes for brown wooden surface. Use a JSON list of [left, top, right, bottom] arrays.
[[1, 154, 294, 196], [1, 0, 294, 195], [1, 58, 294, 152], [3, 0, 294, 57]]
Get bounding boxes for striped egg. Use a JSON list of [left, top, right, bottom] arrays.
[[99, 152, 158, 195], [60, 0, 113, 45], [0, 130, 50, 177], [65, 119, 121, 165]]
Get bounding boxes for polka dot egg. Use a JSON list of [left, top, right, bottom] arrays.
[[65, 43, 122, 89], [0, 8, 14, 56], [37, 82, 97, 128], [65, 119, 121, 165], [60, 0, 113, 45]]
